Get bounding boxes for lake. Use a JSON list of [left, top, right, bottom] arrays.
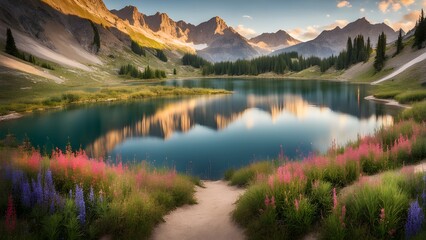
[[0, 78, 399, 179]]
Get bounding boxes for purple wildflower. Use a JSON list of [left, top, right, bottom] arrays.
[[44, 170, 54, 190], [422, 190, 426, 206], [75, 185, 86, 225], [89, 186, 95, 203], [31, 174, 43, 205], [405, 200, 425, 239], [20, 179, 31, 208], [43, 169, 56, 210], [49, 192, 56, 214], [69, 189, 73, 199], [11, 170, 24, 191]]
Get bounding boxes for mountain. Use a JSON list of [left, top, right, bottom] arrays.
[[273, 18, 399, 58], [249, 30, 301, 52], [112, 6, 260, 62]]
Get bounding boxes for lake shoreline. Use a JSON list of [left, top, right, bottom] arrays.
[[0, 87, 231, 122], [364, 95, 412, 109], [170, 74, 350, 83]]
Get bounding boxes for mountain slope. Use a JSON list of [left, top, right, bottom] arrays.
[[249, 30, 301, 52], [112, 6, 260, 62], [274, 18, 398, 58]]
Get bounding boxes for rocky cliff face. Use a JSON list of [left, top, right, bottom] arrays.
[[274, 17, 399, 58], [112, 6, 261, 62]]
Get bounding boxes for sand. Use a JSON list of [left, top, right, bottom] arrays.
[[0, 54, 63, 83], [151, 181, 246, 240], [364, 95, 412, 109], [0, 112, 23, 121]]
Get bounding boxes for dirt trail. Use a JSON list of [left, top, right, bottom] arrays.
[[372, 51, 426, 85], [151, 181, 246, 240], [0, 54, 63, 83]]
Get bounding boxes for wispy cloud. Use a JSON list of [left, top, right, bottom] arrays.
[[384, 10, 420, 32], [337, 1, 352, 8], [378, 0, 415, 13], [360, 8, 365, 13], [242, 15, 253, 20], [235, 24, 257, 38]]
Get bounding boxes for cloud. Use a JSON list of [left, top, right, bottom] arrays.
[[337, 1, 352, 8], [360, 8, 365, 13], [378, 0, 415, 13], [235, 25, 257, 38], [401, 0, 415, 6], [424, 0, 426, 7], [384, 10, 420, 32], [326, 14, 331, 18], [289, 20, 349, 41], [242, 15, 253, 20]]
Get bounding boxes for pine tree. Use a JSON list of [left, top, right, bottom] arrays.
[[374, 32, 387, 71], [395, 29, 404, 56], [5, 28, 19, 57], [90, 22, 100, 53], [173, 68, 177, 75], [131, 41, 146, 56], [366, 37, 372, 62], [413, 9, 425, 49], [346, 37, 353, 68]]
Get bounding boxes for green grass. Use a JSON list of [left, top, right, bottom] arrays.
[[231, 120, 426, 240], [225, 161, 277, 187], [395, 91, 426, 104], [0, 81, 230, 115], [322, 171, 423, 240], [0, 147, 196, 239], [401, 100, 426, 122]]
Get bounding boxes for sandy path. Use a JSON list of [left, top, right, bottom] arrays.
[[151, 181, 246, 240], [0, 54, 63, 83], [372, 51, 426, 85]]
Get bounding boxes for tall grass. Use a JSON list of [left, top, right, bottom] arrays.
[[0, 147, 196, 239], [232, 120, 426, 239]]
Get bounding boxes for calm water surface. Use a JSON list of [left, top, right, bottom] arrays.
[[0, 79, 399, 179]]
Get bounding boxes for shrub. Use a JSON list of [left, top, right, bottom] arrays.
[[229, 161, 275, 187], [309, 181, 333, 218], [155, 49, 167, 62], [41, 63, 54, 70], [62, 93, 81, 103], [401, 101, 426, 123], [131, 40, 146, 56]]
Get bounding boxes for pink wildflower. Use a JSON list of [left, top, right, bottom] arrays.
[[265, 195, 270, 207], [340, 205, 346, 227], [5, 195, 17, 233], [270, 196, 276, 208], [333, 188, 338, 210], [380, 208, 385, 223], [294, 198, 300, 211], [268, 176, 274, 188]]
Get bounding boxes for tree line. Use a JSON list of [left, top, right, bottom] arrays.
[[199, 52, 324, 76], [5, 28, 55, 70], [414, 9, 426, 49], [182, 53, 211, 68], [130, 40, 168, 62], [118, 64, 166, 79], [187, 31, 392, 75]]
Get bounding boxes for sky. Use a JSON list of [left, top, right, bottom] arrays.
[[103, 0, 426, 41]]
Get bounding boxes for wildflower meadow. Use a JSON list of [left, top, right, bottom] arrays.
[[230, 119, 426, 239], [0, 146, 196, 239]]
